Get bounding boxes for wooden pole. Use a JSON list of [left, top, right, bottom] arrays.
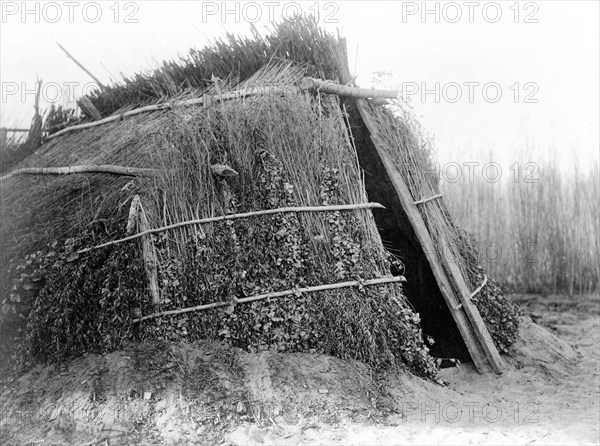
[[1, 164, 237, 181], [25, 80, 44, 152], [133, 276, 403, 323], [55, 41, 106, 90], [354, 99, 503, 374], [44, 79, 403, 141], [300, 77, 400, 100], [0, 165, 154, 181], [33, 78, 42, 116], [442, 253, 504, 372], [77, 202, 386, 254]]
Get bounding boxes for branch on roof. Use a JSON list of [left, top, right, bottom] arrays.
[[46, 85, 298, 140], [1, 165, 155, 181], [1, 164, 238, 181], [299, 77, 401, 100], [44, 78, 401, 141], [55, 40, 106, 90]]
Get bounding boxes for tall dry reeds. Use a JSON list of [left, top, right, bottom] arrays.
[[441, 145, 599, 295]]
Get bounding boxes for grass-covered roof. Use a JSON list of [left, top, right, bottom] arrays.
[[83, 18, 350, 120], [0, 15, 519, 380]]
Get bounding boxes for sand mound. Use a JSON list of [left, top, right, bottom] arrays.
[[508, 316, 579, 371], [1, 304, 597, 445], [0, 340, 403, 445]]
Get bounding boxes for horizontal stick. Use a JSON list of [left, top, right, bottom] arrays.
[[133, 276, 403, 323], [43, 78, 401, 140], [46, 85, 297, 140], [1, 164, 154, 181], [413, 193, 443, 205], [1, 163, 238, 182], [470, 275, 488, 298], [299, 77, 401, 99], [78, 202, 385, 254]]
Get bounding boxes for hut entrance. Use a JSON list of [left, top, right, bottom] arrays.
[[346, 104, 472, 364]]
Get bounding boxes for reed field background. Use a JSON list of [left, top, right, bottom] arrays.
[[438, 144, 599, 296]]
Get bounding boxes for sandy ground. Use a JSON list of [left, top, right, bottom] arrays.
[[0, 293, 598, 445]]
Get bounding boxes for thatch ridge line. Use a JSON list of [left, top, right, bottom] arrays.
[[77, 203, 386, 255], [133, 276, 404, 323]]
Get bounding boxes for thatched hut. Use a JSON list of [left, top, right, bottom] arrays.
[[0, 17, 519, 378]]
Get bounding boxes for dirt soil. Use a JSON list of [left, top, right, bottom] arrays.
[[0, 293, 598, 445]]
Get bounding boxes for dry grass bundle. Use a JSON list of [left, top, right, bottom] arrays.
[[82, 16, 347, 120], [0, 111, 163, 264], [1, 65, 437, 377], [142, 64, 380, 254], [128, 71, 435, 374]]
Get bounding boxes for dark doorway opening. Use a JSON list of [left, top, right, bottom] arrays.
[[345, 101, 472, 364]]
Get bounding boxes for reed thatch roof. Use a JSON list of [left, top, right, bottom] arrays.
[[0, 16, 519, 379], [80, 19, 350, 121]]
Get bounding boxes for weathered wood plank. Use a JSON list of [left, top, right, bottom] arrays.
[[138, 202, 161, 306], [77, 96, 102, 121], [444, 254, 504, 373], [127, 195, 161, 306]]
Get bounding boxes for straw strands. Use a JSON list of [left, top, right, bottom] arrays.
[[2, 57, 437, 376], [1, 16, 520, 376]]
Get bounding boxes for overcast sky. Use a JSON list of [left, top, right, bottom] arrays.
[[1, 1, 598, 166]]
